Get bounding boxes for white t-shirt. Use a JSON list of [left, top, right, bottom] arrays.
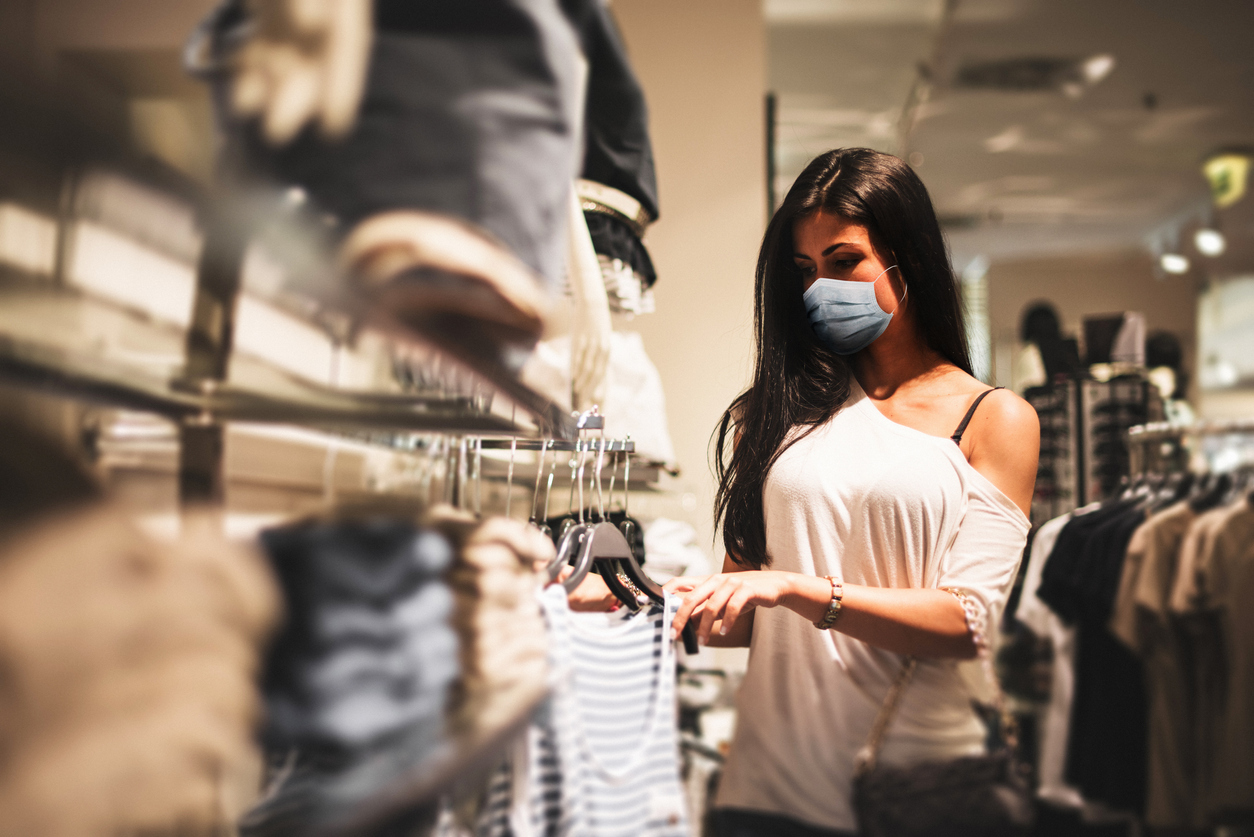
[[715, 380, 1031, 831], [1015, 512, 1084, 808]]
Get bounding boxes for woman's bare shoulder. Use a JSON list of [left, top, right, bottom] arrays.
[[965, 388, 1039, 515]]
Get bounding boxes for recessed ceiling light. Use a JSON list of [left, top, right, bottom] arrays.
[[1160, 253, 1190, 274], [1081, 54, 1116, 84], [1194, 228, 1226, 257]]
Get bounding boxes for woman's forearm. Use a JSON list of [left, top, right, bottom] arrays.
[[782, 574, 977, 658]]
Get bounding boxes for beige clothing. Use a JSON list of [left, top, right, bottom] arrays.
[[1188, 500, 1254, 819], [1110, 501, 1198, 828], [1167, 503, 1243, 824], [0, 505, 279, 836]]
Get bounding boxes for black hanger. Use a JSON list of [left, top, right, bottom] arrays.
[[564, 521, 699, 654], [1190, 471, 1231, 513], [1164, 471, 1194, 505]]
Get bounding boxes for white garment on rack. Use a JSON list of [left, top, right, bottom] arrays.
[[643, 518, 711, 584], [1015, 512, 1084, 808], [715, 379, 1031, 831], [520, 331, 676, 464], [477, 586, 687, 837]]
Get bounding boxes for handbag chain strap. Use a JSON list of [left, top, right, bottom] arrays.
[[853, 587, 1018, 776]]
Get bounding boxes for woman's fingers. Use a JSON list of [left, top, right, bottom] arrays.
[[671, 575, 724, 637], [696, 579, 741, 645], [719, 586, 755, 636]]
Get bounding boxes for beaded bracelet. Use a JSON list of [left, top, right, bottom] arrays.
[[813, 575, 844, 630]]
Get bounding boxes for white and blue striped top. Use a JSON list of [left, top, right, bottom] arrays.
[[477, 585, 687, 837]]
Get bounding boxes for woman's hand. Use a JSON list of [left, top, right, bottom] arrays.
[[552, 566, 619, 612], [666, 571, 798, 645]]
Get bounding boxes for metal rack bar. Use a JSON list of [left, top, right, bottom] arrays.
[[1127, 418, 1254, 444], [0, 333, 546, 436], [477, 438, 635, 453]]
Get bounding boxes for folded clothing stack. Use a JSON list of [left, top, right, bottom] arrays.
[[245, 515, 459, 835], [0, 505, 279, 837], [426, 507, 554, 739], [259, 517, 458, 756]]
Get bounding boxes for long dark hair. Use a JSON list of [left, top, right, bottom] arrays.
[[714, 148, 972, 568]]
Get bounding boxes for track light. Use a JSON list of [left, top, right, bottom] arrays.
[[1194, 228, 1226, 257], [1159, 253, 1190, 274]]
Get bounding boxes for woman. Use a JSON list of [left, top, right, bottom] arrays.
[[665, 148, 1039, 837]]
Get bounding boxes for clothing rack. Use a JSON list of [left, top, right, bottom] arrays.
[[1125, 418, 1254, 477], [0, 153, 578, 512], [1126, 417, 1254, 443], [477, 438, 635, 453]]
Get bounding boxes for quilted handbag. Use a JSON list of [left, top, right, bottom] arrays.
[[851, 591, 1036, 837]]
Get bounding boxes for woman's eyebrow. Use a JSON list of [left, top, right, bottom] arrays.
[[820, 241, 856, 257]]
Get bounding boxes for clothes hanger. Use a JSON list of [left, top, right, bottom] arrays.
[[472, 437, 483, 517], [587, 441, 640, 609], [550, 442, 591, 582], [530, 439, 551, 536], [504, 437, 517, 518], [1190, 470, 1231, 513], [562, 443, 700, 653]]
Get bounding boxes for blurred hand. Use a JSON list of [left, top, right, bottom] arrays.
[[232, 0, 372, 144], [553, 566, 618, 612]]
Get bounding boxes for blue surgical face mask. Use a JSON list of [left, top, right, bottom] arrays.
[[802, 265, 904, 355]]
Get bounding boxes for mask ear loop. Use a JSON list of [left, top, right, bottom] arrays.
[[875, 264, 907, 315]]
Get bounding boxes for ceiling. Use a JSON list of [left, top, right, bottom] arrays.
[[766, 0, 1254, 273]]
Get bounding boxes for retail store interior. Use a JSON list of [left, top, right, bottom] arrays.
[[0, 0, 1251, 835]]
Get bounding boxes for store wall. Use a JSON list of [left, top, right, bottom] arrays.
[[986, 249, 1201, 393], [612, 0, 767, 554]]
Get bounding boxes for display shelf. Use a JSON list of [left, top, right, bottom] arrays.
[[0, 331, 575, 437]]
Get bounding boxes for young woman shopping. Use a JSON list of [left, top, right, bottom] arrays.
[[665, 148, 1039, 837]]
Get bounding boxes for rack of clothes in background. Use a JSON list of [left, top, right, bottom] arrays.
[[0, 1, 703, 833], [1025, 374, 1163, 524], [1008, 418, 1254, 837]]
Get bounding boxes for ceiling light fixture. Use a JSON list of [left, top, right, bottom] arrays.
[[955, 53, 1116, 98], [1194, 228, 1226, 257], [1159, 253, 1190, 275], [1081, 54, 1116, 84], [1203, 152, 1251, 209]]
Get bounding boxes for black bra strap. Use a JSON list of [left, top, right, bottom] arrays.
[[951, 387, 1004, 445]]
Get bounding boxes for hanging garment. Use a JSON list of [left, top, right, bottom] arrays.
[[643, 517, 713, 583], [561, 0, 660, 289], [0, 505, 278, 836], [1013, 512, 1082, 808], [258, 517, 458, 754], [1108, 500, 1200, 829], [1037, 500, 1148, 814], [478, 585, 688, 837], [1166, 505, 1232, 825], [244, 516, 460, 836], [716, 380, 1031, 832], [427, 508, 554, 739], [1170, 497, 1254, 822], [521, 330, 678, 464], [197, 0, 583, 292]]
